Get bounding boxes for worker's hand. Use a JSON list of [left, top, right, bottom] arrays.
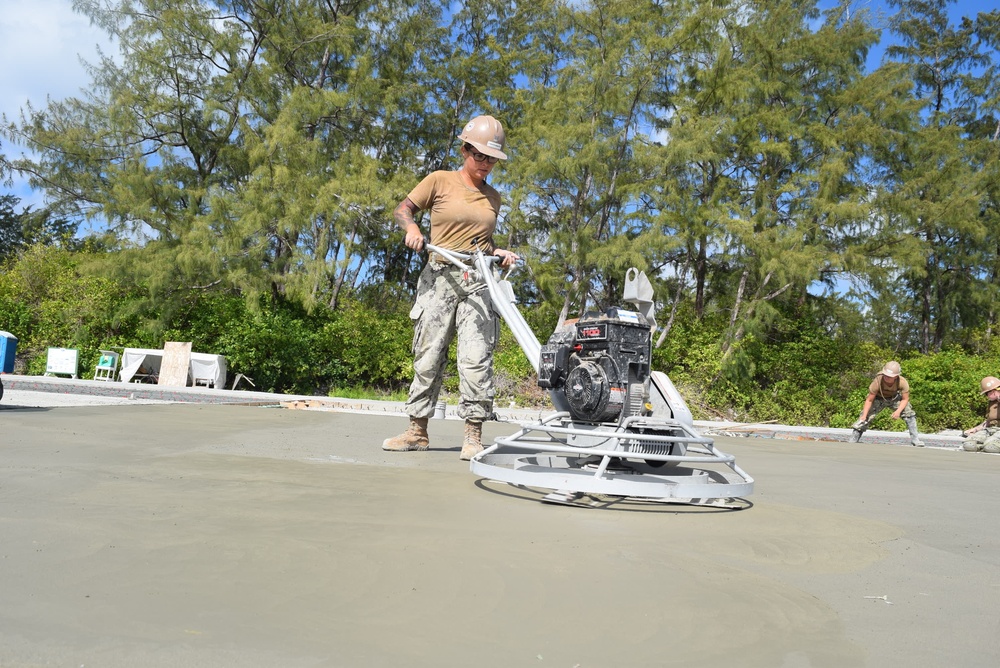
[[404, 224, 424, 251], [494, 248, 520, 268], [891, 411, 902, 420]]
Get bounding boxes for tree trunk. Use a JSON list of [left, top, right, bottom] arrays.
[[328, 218, 360, 310], [655, 256, 690, 348], [921, 262, 932, 354], [720, 268, 750, 355], [695, 236, 707, 320], [557, 291, 573, 330]]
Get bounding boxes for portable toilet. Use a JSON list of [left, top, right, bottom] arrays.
[[0, 331, 17, 373]]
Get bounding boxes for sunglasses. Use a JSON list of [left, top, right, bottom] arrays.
[[464, 143, 499, 164]]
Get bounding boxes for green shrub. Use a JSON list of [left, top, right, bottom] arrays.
[[894, 348, 998, 433], [159, 294, 333, 394], [0, 245, 145, 376], [4, 241, 1000, 432], [493, 321, 548, 407], [318, 298, 414, 389]]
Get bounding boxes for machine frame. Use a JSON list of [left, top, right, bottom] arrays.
[[423, 242, 754, 507]]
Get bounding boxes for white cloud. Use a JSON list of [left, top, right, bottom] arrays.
[[0, 0, 113, 121], [0, 0, 115, 209]]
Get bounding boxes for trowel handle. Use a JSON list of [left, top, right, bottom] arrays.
[[423, 241, 474, 271]]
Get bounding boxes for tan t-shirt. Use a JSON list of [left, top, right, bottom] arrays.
[[868, 374, 909, 399], [407, 170, 501, 255]]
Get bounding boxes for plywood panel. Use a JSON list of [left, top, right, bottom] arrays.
[[158, 341, 192, 387]]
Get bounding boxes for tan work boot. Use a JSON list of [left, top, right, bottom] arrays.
[[460, 420, 483, 461], [382, 417, 430, 452]]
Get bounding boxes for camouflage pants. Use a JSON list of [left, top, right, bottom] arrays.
[[854, 394, 916, 429], [963, 427, 1000, 453], [851, 394, 920, 445], [404, 262, 499, 422]]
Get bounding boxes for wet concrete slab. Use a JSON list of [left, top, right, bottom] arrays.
[[2, 374, 968, 448], [1, 401, 998, 667]]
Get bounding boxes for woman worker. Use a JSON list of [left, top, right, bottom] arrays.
[[382, 115, 519, 460]]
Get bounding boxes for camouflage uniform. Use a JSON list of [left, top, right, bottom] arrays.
[[853, 393, 917, 428], [404, 261, 499, 422], [850, 393, 921, 445], [963, 428, 1000, 453]]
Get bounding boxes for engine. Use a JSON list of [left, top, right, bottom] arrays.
[[537, 307, 652, 423]]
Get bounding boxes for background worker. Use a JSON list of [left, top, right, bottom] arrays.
[[382, 115, 519, 460], [962, 376, 1000, 453], [849, 361, 923, 446]]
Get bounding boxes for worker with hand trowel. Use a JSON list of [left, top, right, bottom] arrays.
[[849, 361, 923, 447]]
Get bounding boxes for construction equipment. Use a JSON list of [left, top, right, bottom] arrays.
[[424, 241, 753, 508]]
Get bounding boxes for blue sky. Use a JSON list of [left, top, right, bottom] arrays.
[[0, 0, 990, 216], [0, 0, 112, 218]]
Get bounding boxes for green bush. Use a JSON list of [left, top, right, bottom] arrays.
[[493, 320, 548, 407], [0, 245, 144, 376], [4, 242, 999, 432], [163, 295, 337, 395], [318, 298, 414, 389], [894, 348, 998, 433]]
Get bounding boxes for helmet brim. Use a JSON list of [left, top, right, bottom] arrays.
[[464, 139, 507, 161]]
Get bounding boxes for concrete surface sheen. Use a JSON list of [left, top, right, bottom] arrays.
[[1, 404, 998, 668]]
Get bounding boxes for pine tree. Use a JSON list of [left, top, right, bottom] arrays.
[[874, 0, 999, 352], [647, 0, 895, 377]]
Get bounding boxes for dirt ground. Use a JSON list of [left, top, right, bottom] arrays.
[[1, 402, 998, 667]]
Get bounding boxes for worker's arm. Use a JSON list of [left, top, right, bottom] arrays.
[[963, 420, 987, 437], [891, 392, 909, 420], [394, 198, 423, 251], [859, 392, 876, 421]]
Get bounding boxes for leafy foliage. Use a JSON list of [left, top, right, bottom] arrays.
[[0, 196, 79, 260], [0, 245, 142, 370], [2, 0, 1000, 430]]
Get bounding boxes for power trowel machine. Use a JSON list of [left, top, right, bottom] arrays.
[[424, 241, 754, 508]]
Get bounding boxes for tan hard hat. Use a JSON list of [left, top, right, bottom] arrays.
[[880, 361, 901, 377], [981, 376, 1000, 394], [457, 115, 507, 160]]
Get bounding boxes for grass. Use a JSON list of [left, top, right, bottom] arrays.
[[325, 382, 552, 410], [327, 385, 409, 402]]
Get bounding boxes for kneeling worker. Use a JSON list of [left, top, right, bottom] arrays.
[[962, 376, 1000, 453], [850, 361, 923, 447]]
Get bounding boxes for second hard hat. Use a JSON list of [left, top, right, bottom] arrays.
[[980, 376, 1000, 394]]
